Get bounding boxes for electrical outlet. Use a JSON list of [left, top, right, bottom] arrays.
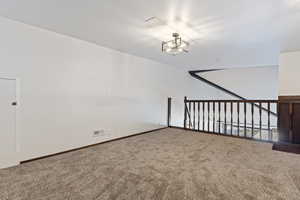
[[93, 130, 104, 137]]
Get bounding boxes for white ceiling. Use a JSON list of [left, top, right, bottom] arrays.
[[0, 0, 299, 70]]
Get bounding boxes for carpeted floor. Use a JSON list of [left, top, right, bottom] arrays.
[[1, 128, 300, 200]]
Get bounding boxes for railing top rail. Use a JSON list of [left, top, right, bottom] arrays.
[[185, 99, 278, 103]]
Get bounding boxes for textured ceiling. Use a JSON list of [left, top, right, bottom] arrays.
[[0, 0, 299, 70]]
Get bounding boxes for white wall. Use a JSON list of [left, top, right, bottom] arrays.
[[201, 66, 279, 100], [0, 17, 224, 162], [279, 51, 300, 96]]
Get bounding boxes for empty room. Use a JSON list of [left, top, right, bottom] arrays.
[[1, 0, 300, 199]]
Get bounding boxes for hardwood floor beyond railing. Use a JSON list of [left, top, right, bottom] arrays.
[[183, 97, 279, 142]]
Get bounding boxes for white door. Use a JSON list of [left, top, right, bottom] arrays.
[[0, 78, 18, 169]]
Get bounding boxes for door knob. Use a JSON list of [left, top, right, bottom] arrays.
[[11, 102, 17, 106]]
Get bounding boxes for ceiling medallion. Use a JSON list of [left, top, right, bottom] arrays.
[[162, 33, 189, 55]]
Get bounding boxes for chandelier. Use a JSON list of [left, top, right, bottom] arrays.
[[162, 33, 189, 55]]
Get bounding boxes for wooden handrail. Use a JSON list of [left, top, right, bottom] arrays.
[[186, 100, 278, 103]]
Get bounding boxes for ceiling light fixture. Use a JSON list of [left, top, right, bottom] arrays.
[[162, 33, 189, 55]]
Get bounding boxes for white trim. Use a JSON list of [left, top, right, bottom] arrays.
[[0, 77, 21, 166]]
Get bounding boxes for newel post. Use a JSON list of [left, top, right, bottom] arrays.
[[167, 97, 172, 127], [184, 96, 187, 129]]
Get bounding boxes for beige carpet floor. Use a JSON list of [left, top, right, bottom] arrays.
[[1, 128, 300, 200]]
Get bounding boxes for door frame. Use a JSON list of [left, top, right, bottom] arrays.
[[0, 76, 21, 166]]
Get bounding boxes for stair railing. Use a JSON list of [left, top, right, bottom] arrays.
[[183, 97, 278, 142]]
